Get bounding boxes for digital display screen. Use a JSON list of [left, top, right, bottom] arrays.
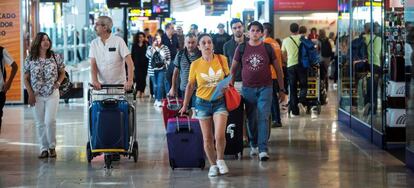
[[151, 0, 170, 17]]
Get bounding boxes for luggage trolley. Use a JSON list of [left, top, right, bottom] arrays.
[[305, 66, 326, 114], [86, 84, 138, 168]]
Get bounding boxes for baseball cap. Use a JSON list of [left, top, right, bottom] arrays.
[[217, 23, 225, 28]]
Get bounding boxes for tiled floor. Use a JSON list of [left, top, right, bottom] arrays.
[[1, 86, 414, 188]]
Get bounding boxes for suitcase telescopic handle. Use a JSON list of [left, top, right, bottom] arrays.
[[175, 116, 192, 133], [166, 95, 179, 106]]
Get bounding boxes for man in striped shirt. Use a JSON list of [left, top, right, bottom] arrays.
[[168, 34, 201, 107]]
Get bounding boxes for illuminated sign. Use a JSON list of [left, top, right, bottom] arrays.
[[129, 8, 152, 17]]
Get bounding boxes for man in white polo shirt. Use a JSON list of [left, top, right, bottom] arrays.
[[89, 16, 134, 90]]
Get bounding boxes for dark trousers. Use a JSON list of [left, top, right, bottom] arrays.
[[0, 92, 5, 131], [365, 65, 381, 114], [271, 80, 281, 123], [288, 64, 308, 115]]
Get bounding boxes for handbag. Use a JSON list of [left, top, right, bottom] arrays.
[[52, 54, 73, 96], [217, 55, 241, 111]]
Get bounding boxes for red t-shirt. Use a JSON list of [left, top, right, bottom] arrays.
[[234, 42, 275, 87]]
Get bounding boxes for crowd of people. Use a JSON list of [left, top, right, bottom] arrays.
[[5, 15, 340, 177]]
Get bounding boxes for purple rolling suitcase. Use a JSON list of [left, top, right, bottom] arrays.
[[166, 117, 205, 170]]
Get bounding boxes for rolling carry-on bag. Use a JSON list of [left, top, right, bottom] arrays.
[[224, 100, 244, 159], [162, 97, 183, 129], [166, 117, 205, 169]]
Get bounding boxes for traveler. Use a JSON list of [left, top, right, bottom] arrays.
[[146, 33, 171, 107], [230, 21, 286, 161], [282, 23, 307, 117], [168, 33, 201, 106], [263, 22, 283, 128], [89, 16, 134, 91], [162, 23, 180, 93], [131, 32, 149, 98], [179, 34, 229, 177], [213, 23, 231, 55], [23, 32, 66, 158], [0, 46, 18, 133]]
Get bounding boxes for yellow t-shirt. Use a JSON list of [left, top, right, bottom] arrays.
[[188, 54, 230, 101], [364, 34, 382, 67], [281, 35, 301, 67]]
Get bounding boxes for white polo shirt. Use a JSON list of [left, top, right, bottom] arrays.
[[1, 48, 14, 92], [89, 34, 130, 84]]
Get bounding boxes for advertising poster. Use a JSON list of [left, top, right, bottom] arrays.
[[0, 0, 22, 102]]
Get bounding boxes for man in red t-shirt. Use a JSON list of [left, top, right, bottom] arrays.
[[230, 21, 286, 161]]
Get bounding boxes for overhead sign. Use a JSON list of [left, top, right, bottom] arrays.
[[106, 0, 141, 8], [274, 0, 337, 11], [0, 0, 22, 103]]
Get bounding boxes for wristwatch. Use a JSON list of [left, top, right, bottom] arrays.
[[280, 88, 287, 94]]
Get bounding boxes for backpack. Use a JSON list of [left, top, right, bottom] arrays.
[[238, 42, 274, 66], [290, 36, 320, 68], [320, 38, 333, 58], [176, 49, 194, 70], [351, 34, 368, 61], [151, 50, 165, 68], [0, 46, 6, 80]]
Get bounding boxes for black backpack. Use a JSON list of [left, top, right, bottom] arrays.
[[0, 46, 6, 80], [151, 50, 165, 68], [320, 38, 333, 58]]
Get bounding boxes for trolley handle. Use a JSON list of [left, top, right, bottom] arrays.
[[89, 83, 124, 89]]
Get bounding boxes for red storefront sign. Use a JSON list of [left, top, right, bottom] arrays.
[[274, 0, 337, 11]]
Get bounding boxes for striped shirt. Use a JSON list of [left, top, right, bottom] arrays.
[[146, 45, 171, 76], [174, 49, 201, 91]]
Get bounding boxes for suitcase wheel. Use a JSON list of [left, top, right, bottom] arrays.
[[169, 159, 176, 170], [199, 159, 205, 170], [133, 141, 138, 163], [86, 142, 92, 163], [104, 155, 113, 169]]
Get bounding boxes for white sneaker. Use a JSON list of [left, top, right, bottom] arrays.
[[259, 152, 270, 161], [333, 83, 338, 90], [153, 100, 159, 106], [216, 160, 229, 175], [311, 107, 318, 119], [157, 101, 163, 107], [298, 103, 306, 114], [289, 111, 298, 118], [250, 147, 259, 157], [208, 165, 219, 177]]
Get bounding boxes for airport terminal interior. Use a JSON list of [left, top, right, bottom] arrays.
[[1, 0, 414, 187]]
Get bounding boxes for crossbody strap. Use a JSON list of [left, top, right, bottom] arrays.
[[289, 36, 299, 48], [217, 54, 228, 77]]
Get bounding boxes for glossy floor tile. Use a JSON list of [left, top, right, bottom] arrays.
[[1, 85, 414, 188]]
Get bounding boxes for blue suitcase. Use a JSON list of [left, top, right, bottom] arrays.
[[166, 117, 205, 169], [90, 99, 129, 153]]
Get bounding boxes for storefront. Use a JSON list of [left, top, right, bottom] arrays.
[[337, 0, 413, 169], [406, 0, 414, 172], [273, 0, 338, 39]]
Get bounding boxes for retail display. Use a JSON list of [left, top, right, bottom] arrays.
[[385, 8, 406, 128]]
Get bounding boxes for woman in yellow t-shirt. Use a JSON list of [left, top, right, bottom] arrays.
[[179, 33, 230, 177]]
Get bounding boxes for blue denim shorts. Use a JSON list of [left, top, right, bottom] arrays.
[[194, 97, 228, 120]]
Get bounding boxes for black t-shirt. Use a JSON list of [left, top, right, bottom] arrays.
[[213, 33, 231, 54]]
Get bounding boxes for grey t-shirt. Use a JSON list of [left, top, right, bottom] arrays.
[[174, 49, 201, 91]]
